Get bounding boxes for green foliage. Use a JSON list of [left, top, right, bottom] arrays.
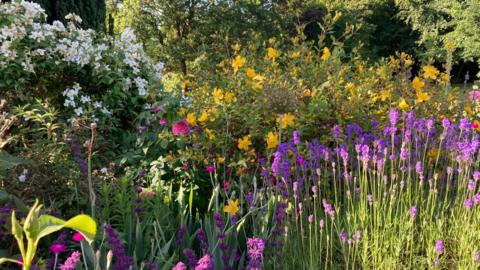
[[33, 0, 106, 31], [0, 200, 97, 269], [395, 0, 480, 63]]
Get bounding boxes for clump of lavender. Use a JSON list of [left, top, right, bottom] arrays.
[[435, 240, 444, 255], [69, 139, 88, 179], [59, 251, 81, 270], [133, 169, 147, 214], [183, 248, 198, 268], [176, 227, 187, 246], [246, 238, 265, 270], [104, 224, 135, 270], [196, 228, 208, 252]]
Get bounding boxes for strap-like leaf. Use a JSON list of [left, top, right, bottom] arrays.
[[37, 214, 97, 243], [0, 258, 21, 265]]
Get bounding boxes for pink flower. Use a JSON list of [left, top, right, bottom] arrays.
[[172, 120, 190, 136], [72, 232, 85, 242], [50, 243, 66, 253], [158, 118, 167, 126], [205, 165, 215, 172], [470, 90, 480, 101]]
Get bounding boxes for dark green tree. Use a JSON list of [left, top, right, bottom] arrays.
[[33, 0, 106, 31]]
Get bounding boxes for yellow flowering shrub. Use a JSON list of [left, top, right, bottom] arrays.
[[161, 18, 465, 169]]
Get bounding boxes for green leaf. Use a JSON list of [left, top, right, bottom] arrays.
[[0, 258, 21, 265], [0, 151, 29, 172], [37, 214, 97, 243]]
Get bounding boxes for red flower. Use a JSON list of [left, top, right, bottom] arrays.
[[172, 120, 190, 136], [72, 232, 85, 242], [206, 165, 215, 172], [50, 243, 66, 253]]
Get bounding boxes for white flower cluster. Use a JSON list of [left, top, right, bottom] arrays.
[[62, 83, 111, 121], [0, 1, 165, 96]]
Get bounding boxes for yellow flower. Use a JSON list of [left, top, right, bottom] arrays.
[[266, 131, 279, 149], [422, 65, 439, 80], [333, 11, 342, 22], [267, 47, 279, 60], [465, 104, 474, 115], [238, 135, 252, 151], [416, 91, 430, 103], [223, 199, 239, 215], [281, 113, 295, 128], [217, 156, 226, 163], [198, 111, 208, 122], [224, 92, 235, 103], [290, 51, 301, 58], [232, 55, 246, 73], [178, 107, 188, 117], [232, 43, 241, 52], [246, 68, 256, 78], [321, 47, 331, 61], [412, 77, 425, 92], [440, 73, 449, 82], [186, 113, 196, 125], [379, 90, 391, 101], [398, 98, 410, 110], [213, 88, 223, 103], [205, 128, 215, 139], [427, 148, 438, 162]]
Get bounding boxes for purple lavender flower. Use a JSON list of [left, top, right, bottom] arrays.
[[473, 194, 480, 205], [293, 130, 300, 145], [104, 224, 135, 270], [333, 125, 341, 139], [194, 254, 214, 270], [322, 199, 335, 218], [415, 161, 423, 174], [442, 118, 451, 130], [388, 108, 399, 126], [468, 180, 476, 191], [319, 219, 324, 229], [465, 198, 473, 210], [308, 214, 314, 223], [213, 212, 225, 228], [409, 205, 417, 218], [435, 240, 444, 255], [183, 248, 198, 268], [247, 238, 265, 270], [176, 227, 187, 246], [59, 251, 81, 270], [339, 231, 347, 243]]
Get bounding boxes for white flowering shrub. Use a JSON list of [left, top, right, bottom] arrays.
[[0, 0, 164, 124]]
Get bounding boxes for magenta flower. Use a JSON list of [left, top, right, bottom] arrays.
[[435, 240, 444, 255], [172, 261, 187, 270], [50, 243, 66, 254], [469, 90, 480, 101], [72, 232, 85, 242], [172, 120, 190, 136], [194, 254, 214, 270], [158, 118, 167, 126], [465, 198, 473, 210], [205, 165, 215, 172]]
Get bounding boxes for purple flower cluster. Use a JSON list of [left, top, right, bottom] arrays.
[[104, 224, 135, 270], [69, 139, 88, 180], [246, 238, 265, 270], [194, 254, 214, 270], [59, 251, 81, 270]]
